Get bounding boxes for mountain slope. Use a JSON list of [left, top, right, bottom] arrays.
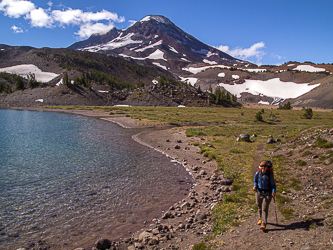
[[68, 15, 252, 72]]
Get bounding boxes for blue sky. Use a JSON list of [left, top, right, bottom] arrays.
[[1, 0, 332, 66]]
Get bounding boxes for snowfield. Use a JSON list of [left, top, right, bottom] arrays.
[[168, 46, 178, 54], [82, 33, 142, 52], [179, 77, 198, 86], [218, 78, 321, 100], [182, 65, 230, 74], [0, 64, 59, 82], [135, 40, 163, 52], [120, 49, 166, 61], [218, 73, 225, 77], [152, 62, 167, 70], [293, 65, 326, 72], [203, 59, 217, 65]]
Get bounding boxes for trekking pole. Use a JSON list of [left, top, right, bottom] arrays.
[[273, 196, 278, 226]]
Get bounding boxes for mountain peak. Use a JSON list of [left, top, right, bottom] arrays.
[[139, 15, 171, 24], [68, 15, 252, 71]]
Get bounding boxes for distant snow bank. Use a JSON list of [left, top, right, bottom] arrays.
[[219, 78, 321, 100], [179, 77, 198, 86], [293, 65, 325, 72], [0, 64, 59, 82], [152, 62, 167, 70], [182, 64, 267, 74], [182, 65, 230, 74], [258, 101, 270, 105]]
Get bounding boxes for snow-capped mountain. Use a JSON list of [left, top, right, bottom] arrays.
[[68, 15, 251, 71]]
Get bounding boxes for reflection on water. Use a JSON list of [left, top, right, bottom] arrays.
[[0, 110, 194, 249]]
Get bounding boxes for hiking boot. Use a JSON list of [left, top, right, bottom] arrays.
[[260, 225, 266, 231], [257, 219, 262, 225]]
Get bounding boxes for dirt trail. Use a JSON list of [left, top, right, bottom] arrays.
[[213, 136, 333, 250]]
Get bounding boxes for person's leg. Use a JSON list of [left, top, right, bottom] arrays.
[[262, 194, 272, 226], [256, 192, 263, 224]]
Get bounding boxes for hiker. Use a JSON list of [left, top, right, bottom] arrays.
[[253, 161, 276, 230]]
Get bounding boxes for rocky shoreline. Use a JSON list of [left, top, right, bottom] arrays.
[[86, 114, 232, 250]]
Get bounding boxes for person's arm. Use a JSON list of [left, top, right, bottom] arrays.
[[253, 172, 258, 191], [271, 173, 276, 197]]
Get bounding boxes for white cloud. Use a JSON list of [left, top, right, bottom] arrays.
[[80, 9, 124, 23], [0, 0, 35, 18], [51, 8, 83, 25], [51, 8, 124, 26], [216, 42, 266, 64], [11, 24, 23, 33], [0, 0, 125, 38], [128, 20, 137, 27], [75, 22, 114, 38], [28, 7, 51, 27]]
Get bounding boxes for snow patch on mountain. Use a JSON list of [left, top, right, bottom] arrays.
[[168, 46, 178, 54], [239, 68, 266, 72], [179, 77, 198, 86], [203, 59, 217, 65], [207, 51, 218, 57], [147, 49, 167, 61], [258, 100, 270, 105], [82, 33, 142, 52], [152, 62, 167, 70], [135, 40, 163, 52], [219, 78, 321, 100], [0, 64, 59, 82], [182, 65, 230, 74], [140, 15, 169, 24], [218, 73, 225, 77], [119, 49, 167, 61], [293, 65, 325, 72]]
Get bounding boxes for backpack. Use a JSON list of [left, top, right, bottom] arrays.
[[258, 160, 273, 174]]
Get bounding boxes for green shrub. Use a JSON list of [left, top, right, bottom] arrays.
[[278, 101, 292, 110], [255, 111, 263, 121], [301, 150, 312, 157], [193, 241, 206, 250], [296, 159, 307, 166], [229, 148, 245, 154], [303, 108, 313, 119], [315, 137, 333, 148]]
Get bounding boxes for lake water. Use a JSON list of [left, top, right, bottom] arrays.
[[0, 109, 194, 249]]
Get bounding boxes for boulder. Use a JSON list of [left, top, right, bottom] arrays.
[[94, 239, 112, 250], [267, 138, 275, 144], [195, 212, 207, 221], [199, 170, 207, 176], [181, 202, 190, 211], [238, 134, 250, 142], [134, 242, 145, 249], [138, 231, 153, 243], [148, 237, 159, 245], [221, 178, 233, 185]]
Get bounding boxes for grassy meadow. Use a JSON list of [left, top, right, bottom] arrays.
[[43, 105, 333, 235]]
